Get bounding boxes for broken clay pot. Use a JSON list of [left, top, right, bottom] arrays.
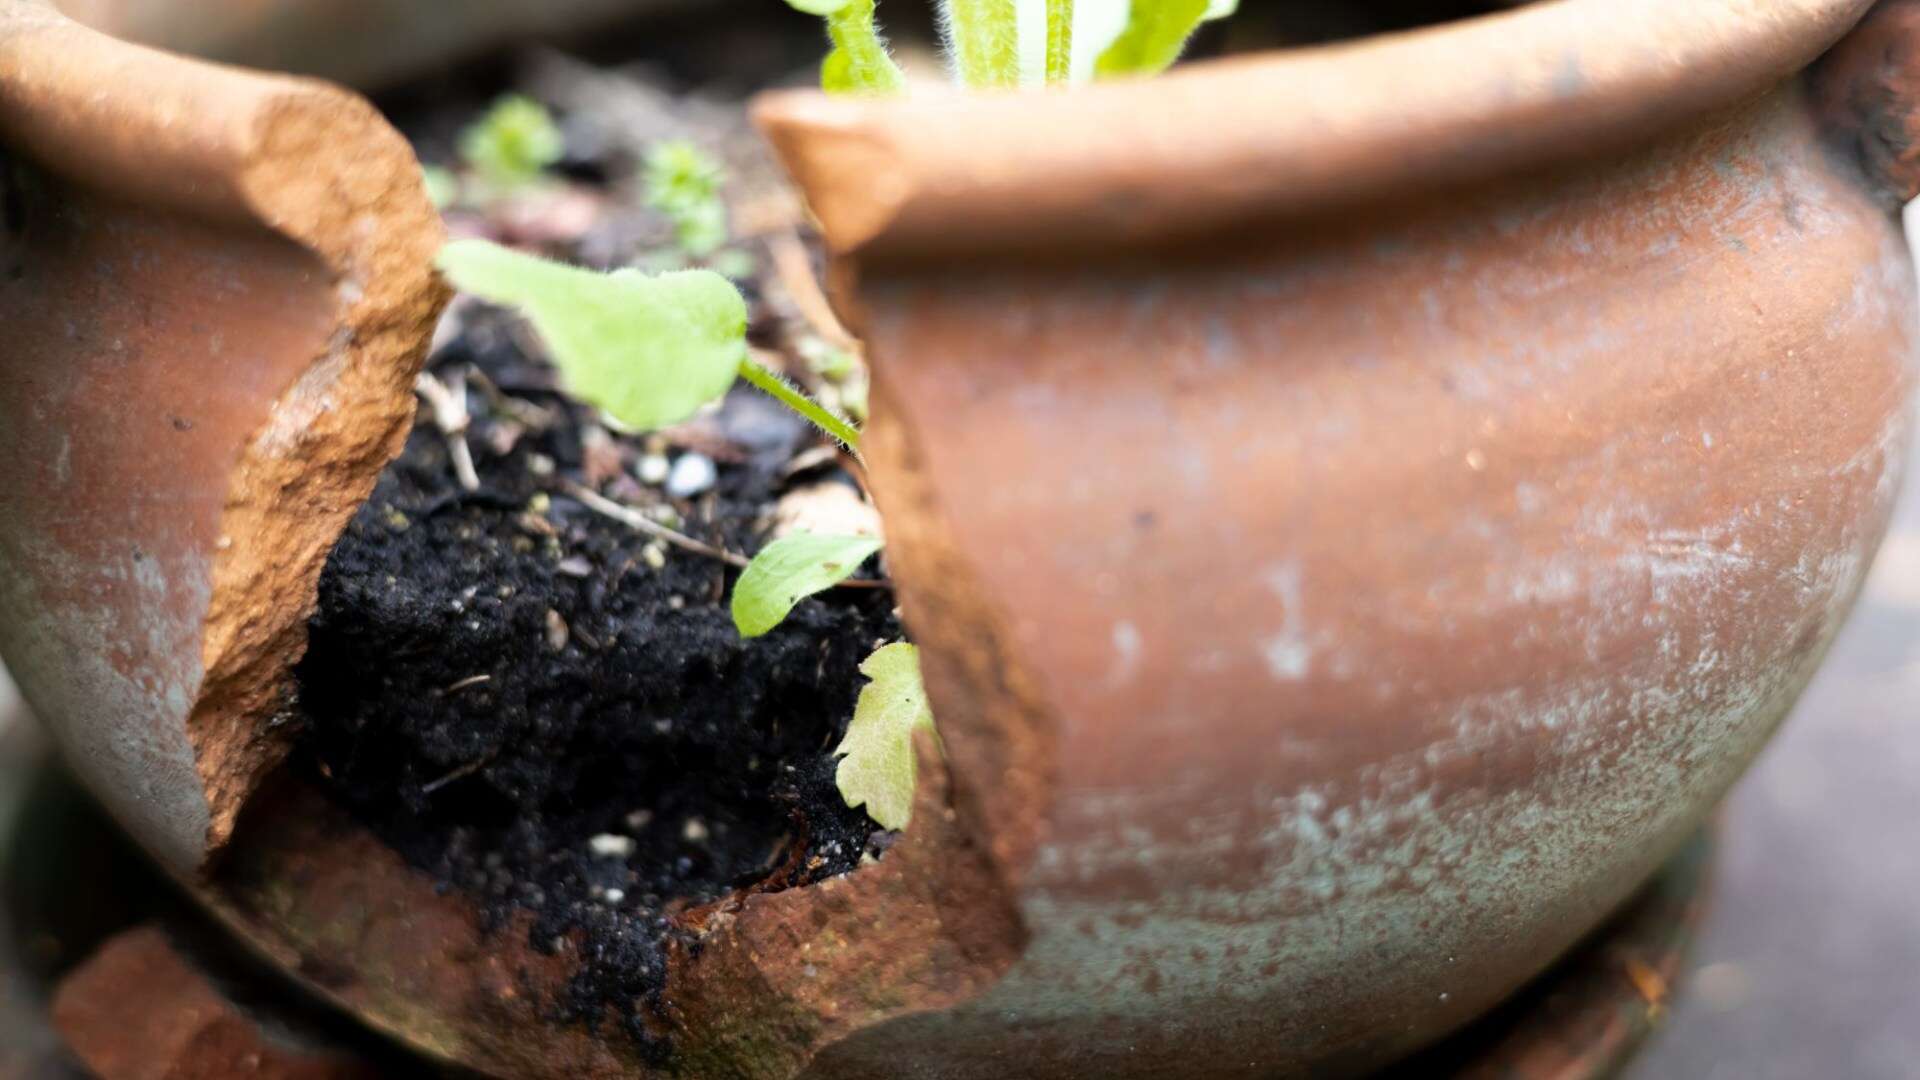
[[753, 0, 1920, 1075], [1, 0, 1918, 1077]]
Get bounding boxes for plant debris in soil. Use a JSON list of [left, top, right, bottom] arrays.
[[291, 49, 898, 1062]]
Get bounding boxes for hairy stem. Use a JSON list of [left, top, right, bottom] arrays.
[[1045, 0, 1073, 83], [943, 0, 1021, 87], [737, 356, 864, 452]]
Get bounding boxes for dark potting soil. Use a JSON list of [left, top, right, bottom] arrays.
[[291, 308, 899, 1059]]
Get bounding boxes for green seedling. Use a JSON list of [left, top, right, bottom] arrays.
[[783, 0, 1237, 91], [437, 239, 860, 448], [834, 642, 936, 831], [730, 529, 933, 827], [731, 532, 884, 637], [459, 94, 565, 191], [643, 140, 731, 258]]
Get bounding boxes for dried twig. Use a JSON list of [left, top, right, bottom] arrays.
[[563, 482, 890, 589], [564, 482, 750, 567], [414, 368, 481, 492]]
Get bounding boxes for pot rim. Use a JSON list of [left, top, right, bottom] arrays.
[[753, 0, 1877, 260]]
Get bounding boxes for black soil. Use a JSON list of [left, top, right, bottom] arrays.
[[292, 308, 898, 1059]]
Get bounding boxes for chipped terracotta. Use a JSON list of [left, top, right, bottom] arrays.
[[2, 0, 1918, 1077], [0, 0, 446, 870], [53, 924, 380, 1080]]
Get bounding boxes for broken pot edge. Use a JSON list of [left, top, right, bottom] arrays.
[[0, 0, 447, 870]]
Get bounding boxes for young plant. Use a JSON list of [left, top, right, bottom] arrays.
[[459, 94, 565, 191], [642, 140, 730, 259], [730, 532, 884, 636], [783, 0, 1238, 91], [436, 239, 860, 448], [833, 642, 936, 831], [727, 531, 935, 830], [436, 237, 931, 827]]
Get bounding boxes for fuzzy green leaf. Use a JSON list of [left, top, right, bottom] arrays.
[[436, 239, 746, 432], [731, 532, 884, 637], [1095, 0, 1210, 77], [835, 643, 936, 831], [458, 95, 564, 190]]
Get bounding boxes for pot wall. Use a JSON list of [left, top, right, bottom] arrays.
[[787, 85, 1916, 1078], [0, 0, 444, 871]]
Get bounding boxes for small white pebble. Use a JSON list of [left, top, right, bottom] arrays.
[[682, 818, 709, 844], [603, 888, 625, 904], [625, 809, 654, 830], [665, 452, 717, 498], [527, 454, 556, 478], [588, 833, 636, 858], [637, 453, 670, 485], [642, 543, 667, 570]]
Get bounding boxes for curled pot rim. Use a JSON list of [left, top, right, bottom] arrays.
[[754, 0, 1879, 260]]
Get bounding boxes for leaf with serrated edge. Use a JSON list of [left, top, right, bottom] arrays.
[[836, 643, 936, 831], [436, 239, 746, 433], [731, 532, 884, 637]]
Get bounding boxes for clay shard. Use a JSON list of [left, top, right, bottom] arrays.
[[0, 0, 447, 871]]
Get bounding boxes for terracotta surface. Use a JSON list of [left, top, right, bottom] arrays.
[[53, 0, 684, 90], [0, 0, 445, 871], [204, 742, 1024, 1080], [3, 0, 1919, 1078], [756, 0, 1919, 1074], [52, 925, 377, 1080]]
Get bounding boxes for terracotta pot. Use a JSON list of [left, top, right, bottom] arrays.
[[3, 0, 1919, 1077], [53, 0, 681, 89], [752, 1, 1919, 1075]]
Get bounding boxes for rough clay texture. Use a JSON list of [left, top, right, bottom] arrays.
[[761, 19, 1918, 1080], [52, 924, 377, 1080], [0, 0, 446, 871]]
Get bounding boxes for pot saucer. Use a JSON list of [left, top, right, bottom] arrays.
[[1389, 830, 1713, 1079]]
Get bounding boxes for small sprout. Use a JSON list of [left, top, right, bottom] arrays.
[[731, 532, 884, 636], [435, 239, 860, 448], [436, 239, 745, 432], [834, 642, 937, 831], [459, 95, 564, 191], [642, 141, 730, 258]]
